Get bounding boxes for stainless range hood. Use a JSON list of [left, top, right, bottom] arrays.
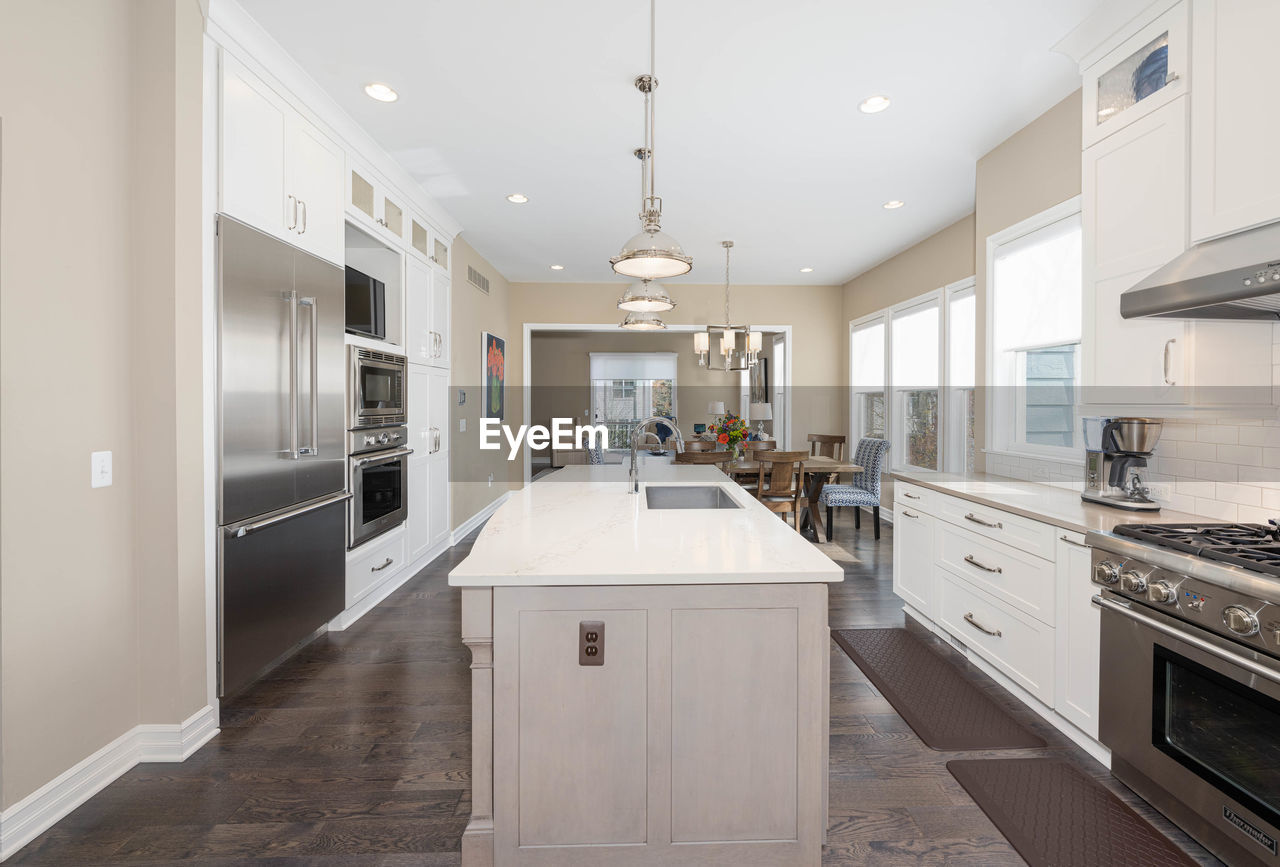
[[1120, 221, 1280, 320]]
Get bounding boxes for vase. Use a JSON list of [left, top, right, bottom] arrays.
[[730, 443, 742, 462]]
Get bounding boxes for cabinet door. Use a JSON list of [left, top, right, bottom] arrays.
[[1190, 0, 1280, 242], [220, 54, 288, 239], [1053, 534, 1099, 738], [892, 506, 934, 616], [430, 275, 450, 369], [1082, 98, 1188, 404], [428, 452, 450, 548], [429, 367, 450, 454], [407, 365, 433, 453], [405, 257, 434, 366], [286, 116, 344, 265], [407, 453, 433, 563]]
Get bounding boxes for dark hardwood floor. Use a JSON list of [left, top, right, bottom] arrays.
[[11, 511, 1219, 865]]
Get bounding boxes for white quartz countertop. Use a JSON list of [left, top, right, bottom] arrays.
[[449, 460, 844, 587], [891, 471, 1213, 535]]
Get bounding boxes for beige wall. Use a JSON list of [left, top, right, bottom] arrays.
[[450, 237, 515, 529], [508, 282, 845, 461], [0, 0, 207, 810]]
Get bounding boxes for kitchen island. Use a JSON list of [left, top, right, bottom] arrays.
[[449, 461, 843, 866]]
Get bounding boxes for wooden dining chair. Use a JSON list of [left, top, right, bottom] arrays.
[[736, 441, 776, 490], [753, 450, 808, 528], [807, 433, 846, 461], [684, 440, 716, 452], [674, 450, 734, 466], [742, 441, 777, 454]]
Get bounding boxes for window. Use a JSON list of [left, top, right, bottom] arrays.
[[589, 353, 677, 447], [850, 317, 886, 440], [946, 280, 976, 473], [892, 297, 941, 470], [988, 200, 1083, 461]]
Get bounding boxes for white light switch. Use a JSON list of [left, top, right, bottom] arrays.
[[459, 418, 466, 433], [91, 451, 113, 488]]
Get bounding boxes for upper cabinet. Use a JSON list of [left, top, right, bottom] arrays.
[[219, 54, 343, 265], [347, 162, 408, 246], [406, 256, 450, 369], [1189, 0, 1280, 242], [1081, 1, 1188, 147]]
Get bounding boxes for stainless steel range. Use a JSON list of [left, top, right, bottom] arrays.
[[1088, 522, 1280, 866]]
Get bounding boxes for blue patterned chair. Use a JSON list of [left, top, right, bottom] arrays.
[[587, 445, 604, 465], [817, 438, 890, 541]]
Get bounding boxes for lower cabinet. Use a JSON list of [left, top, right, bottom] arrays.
[[345, 525, 406, 608], [892, 500, 935, 616], [408, 451, 450, 562], [1054, 531, 1101, 738]]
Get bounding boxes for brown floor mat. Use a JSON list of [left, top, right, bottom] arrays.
[[832, 627, 1044, 750], [948, 758, 1199, 866]]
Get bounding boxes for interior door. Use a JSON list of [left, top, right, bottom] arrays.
[[292, 247, 347, 504]]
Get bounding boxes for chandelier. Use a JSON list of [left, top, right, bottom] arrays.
[[608, 0, 692, 281], [693, 241, 761, 369]]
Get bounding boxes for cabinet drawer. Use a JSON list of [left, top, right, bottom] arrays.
[[933, 494, 1056, 560], [937, 574, 1055, 705], [346, 528, 406, 607], [935, 523, 1056, 626], [894, 481, 932, 511]]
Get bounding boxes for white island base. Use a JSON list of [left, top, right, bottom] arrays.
[[450, 464, 841, 865]]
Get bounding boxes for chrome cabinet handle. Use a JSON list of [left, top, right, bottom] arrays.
[[288, 290, 299, 460], [963, 612, 1002, 637], [965, 513, 1003, 529], [287, 194, 298, 230], [902, 491, 920, 499], [1165, 71, 1181, 85], [371, 557, 394, 572], [964, 554, 1003, 574], [1059, 535, 1089, 548], [900, 509, 920, 519], [1163, 338, 1176, 385], [298, 199, 307, 234]]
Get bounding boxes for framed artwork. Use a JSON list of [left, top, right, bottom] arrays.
[[483, 331, 505, 420], [750, 357, 769, 403]]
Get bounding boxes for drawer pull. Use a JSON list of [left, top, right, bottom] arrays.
[[371, 557, 394, 572], [902, 491, 921, 500], [963, 612, 1002, 638], [901, 509, 920, 519], [964, 554, 1003, 574], [965, 512, 1003, 529], [1059, 535, 1089, 549]]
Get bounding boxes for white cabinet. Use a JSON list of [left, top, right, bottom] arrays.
[[347, 162, 408, 246], [1190, 0, 1280, 242], [410, 214, 451, 273], [892, 501, 935, 616], [219, 53, 343, 264], [1082, 98, 1189, 405], [406, 257, 450, 369], [1054, 532, 1100, 738], [407, 366, 450, 561]]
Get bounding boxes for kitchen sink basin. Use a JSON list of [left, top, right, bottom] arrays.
[[644, 485, 741, 510]]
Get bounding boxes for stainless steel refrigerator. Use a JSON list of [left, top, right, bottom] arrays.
[[217, 215, 347, 697]]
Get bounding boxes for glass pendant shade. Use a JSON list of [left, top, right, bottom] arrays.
[[610, 228, 693, 279], [619, 310, 667, 330], [617, 280, 675, 313], [693, 332, 709, 353], [747, 331, 763, 353]]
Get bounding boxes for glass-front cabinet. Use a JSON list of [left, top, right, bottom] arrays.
[[1082, 1, 1187, 147]]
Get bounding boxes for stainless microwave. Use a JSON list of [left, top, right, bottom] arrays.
[[349, 347, 406, 429], [345, 266, 385, 340]]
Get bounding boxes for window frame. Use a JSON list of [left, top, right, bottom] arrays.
[[889, 292, 944, 472], [849, 312, 889, 445], [984, 196, 1084, 466], [944, 277, 977, 473]]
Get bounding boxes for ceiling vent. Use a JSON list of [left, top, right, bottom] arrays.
[[467, 265, 491, 295]]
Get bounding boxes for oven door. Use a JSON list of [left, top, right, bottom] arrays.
[[352, 355, 405, 427], [1097, 590, 1280, 866], [348, 446, 411, 548]]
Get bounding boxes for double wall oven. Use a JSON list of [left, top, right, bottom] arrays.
[[1089, 524, 1280, 866], [348, 348, 411, 548]]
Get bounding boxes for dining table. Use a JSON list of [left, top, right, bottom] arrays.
[[724, 455, 863, 543]]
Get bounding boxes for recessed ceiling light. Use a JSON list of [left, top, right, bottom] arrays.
[[799, 267, 814, 273], [883, 200, 905, 209], [550, 264, 564, 270], [859, 95, 891, 114], [364, 82, 398, 103], [506, 193, 529, 204]]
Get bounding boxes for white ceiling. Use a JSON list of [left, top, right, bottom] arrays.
[[239, 0, 1100, 286]]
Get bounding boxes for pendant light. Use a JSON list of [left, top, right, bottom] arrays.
[[693, 242, 760, 369], [620, 310, 667, 330], [609, 0, 692, 280], [617, 278, 675, 313]]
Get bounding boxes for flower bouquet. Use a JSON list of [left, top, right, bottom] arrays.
[[707, 412, 749, 460]]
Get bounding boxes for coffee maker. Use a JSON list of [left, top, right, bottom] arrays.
[[1081, 417, 1162, 511]]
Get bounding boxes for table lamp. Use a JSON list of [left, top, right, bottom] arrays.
[[749, 401, 772, 438]]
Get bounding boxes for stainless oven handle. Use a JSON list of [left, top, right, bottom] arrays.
[[288, 290, 299, 460], [353, 447, 414, 467], [299, 297, 319, 456], [226, 492, 352, 538], [1092, 594, 1280, 687]]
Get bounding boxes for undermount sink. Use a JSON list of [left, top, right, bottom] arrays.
[[644, 485, 741, 510]]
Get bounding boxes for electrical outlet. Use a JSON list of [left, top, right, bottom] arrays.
[[91, 450, 113, 488], [1146, 482, 1173, 502], [579, 620, 604, 666], [459, 418, 466, 433], [458, 389, 466, 406]]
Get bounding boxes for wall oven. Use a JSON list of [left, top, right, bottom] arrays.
[[350, 347, 406, 429], [1090, 531, 1280, 867], [348, 426, 411, 548]]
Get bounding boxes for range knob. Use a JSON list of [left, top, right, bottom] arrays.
[[1223, 605, 1260, 637], [1120, 569, 1149, 594], [1094, 560, 1122, 585], [377, 431, 391, 444], [1148, 581, 1177, 605], [363, 434, 376, 446]]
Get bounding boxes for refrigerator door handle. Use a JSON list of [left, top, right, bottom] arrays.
[[225, 491, 352, 538], [288, 290, 300, 460], [298, 296, 319, 456]]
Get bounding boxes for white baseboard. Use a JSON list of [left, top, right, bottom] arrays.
[[450, 491, 509, 545], [0, 704, 220, 861]]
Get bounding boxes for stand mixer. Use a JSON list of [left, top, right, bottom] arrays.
[[1081, 417, 1162, 511]]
